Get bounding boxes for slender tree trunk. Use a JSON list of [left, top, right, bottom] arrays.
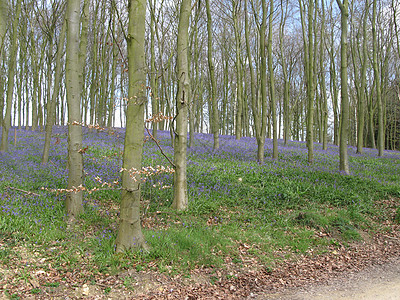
[[245, 0, 262, 162], [337, 0, 350, 175], [172, 0, 191, 211], [356, 0, 368, 154], [268, 0, 278, 160], [259, 0, 268, 163], [0, 0, 7, 127], [0, 0, 6, 51], [299, 0, 314, 163], [372, 0, 384, 156], [320, 0, 328, 150], [206, 0, 219, 150], [232, 1, 242, 140], [1, 0, 21, 152], [65, 0, 84, 220], [115, 0, 147, 252], [306, 0, 314, 164], [279, 2, 290, 146], [150, 0, 158, 138], [42, 19, 66, 165], [79, 0, 89, 125]]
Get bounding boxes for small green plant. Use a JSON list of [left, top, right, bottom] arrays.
[[31, 288, 41, 294], [45, 282, 60, 288], [123, 276, 136, 291]]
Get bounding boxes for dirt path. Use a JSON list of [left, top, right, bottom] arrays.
[[255, 257, 400, 300]]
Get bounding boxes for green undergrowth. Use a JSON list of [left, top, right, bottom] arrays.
[[0, 130, 399, 292]]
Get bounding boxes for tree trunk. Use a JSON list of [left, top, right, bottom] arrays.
[[337, 0, 350, 175], [299, 0, 314, 164], [372, 0, 384, 156], [172, 0, 191, 211], [0, 0, 7, 127], [320, 0, 328, 151], [268, 0, 278, 160], [206, 0, 219, 150], [79, 0, 89, 125], [279, 2, 290, 146], [42, 19, 66, 165], [150, 0, 158, 138], [1, 0, 21, 152], [245, 0, 262, 162], [356, 0, 368, 154], [232, 1, 242, 140], [115, 0, 148, 252], [65, 0, 84, 220]]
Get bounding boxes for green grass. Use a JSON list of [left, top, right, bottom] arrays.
[[0, 129, 399, 287]]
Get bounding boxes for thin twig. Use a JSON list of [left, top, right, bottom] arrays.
[[383, 234, 399, 240], [145, 127, 176, 168], [6, 186, 40, 197]]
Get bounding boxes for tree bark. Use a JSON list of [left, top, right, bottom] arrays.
[[150, 0, 158, 138], [115, 0, 148, 252], [268, 0, 278, 160], [0, 0, 21, 152], [337, 0, 350, 175], [42, 19, 66, 165], [299, 0, 314, 164], [372, 0, 384, 156], [232, 1, 242, 140], [65, 0, 84, 220], [172, 0, 191, 211], [206, 0, 219, 150]]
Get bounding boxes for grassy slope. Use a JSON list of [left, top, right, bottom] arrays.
[[0, 127, 399, 296]]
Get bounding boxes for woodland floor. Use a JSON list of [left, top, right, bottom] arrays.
[[1, 215, 399, 299], [1, 129, 400, 299]]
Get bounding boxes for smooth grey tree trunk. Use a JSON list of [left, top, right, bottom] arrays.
[[42, 19, 66, 165], [372, 0, 384, 157], [337, 0, 350, 175], [150, 0, 158, 139], [0, 0, 21, 152], [115, 0, 147, 252], [172, 0, 191, 211], [232, 1, 242, 140], [268, 0, 278, 160], [65, 0, 84, 220], [205, 0, 219, 150], [0, 0, 7, 127]]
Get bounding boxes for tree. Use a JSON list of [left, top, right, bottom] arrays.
[[337, 0, 350, 175], [115, 0, 148, 251], [372, 0, 384, 156], [65, 0, 84, 220], [267, 0, 278, 160], [319, 0, 328, 151], [245, 0, 265, 163], [299, 0, 315, 164], [205, 0, 219, 150], [149, 0, 159, 139], [232, 0, 243, 140], [172, 0, 191, 211], [278, 0, 290, 146], [350, 0, 369, 154], [42, 9, 66, 165], [0, 0, 6, 50], [1, 0, 21, 152], [0, 0, 7, 126]]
